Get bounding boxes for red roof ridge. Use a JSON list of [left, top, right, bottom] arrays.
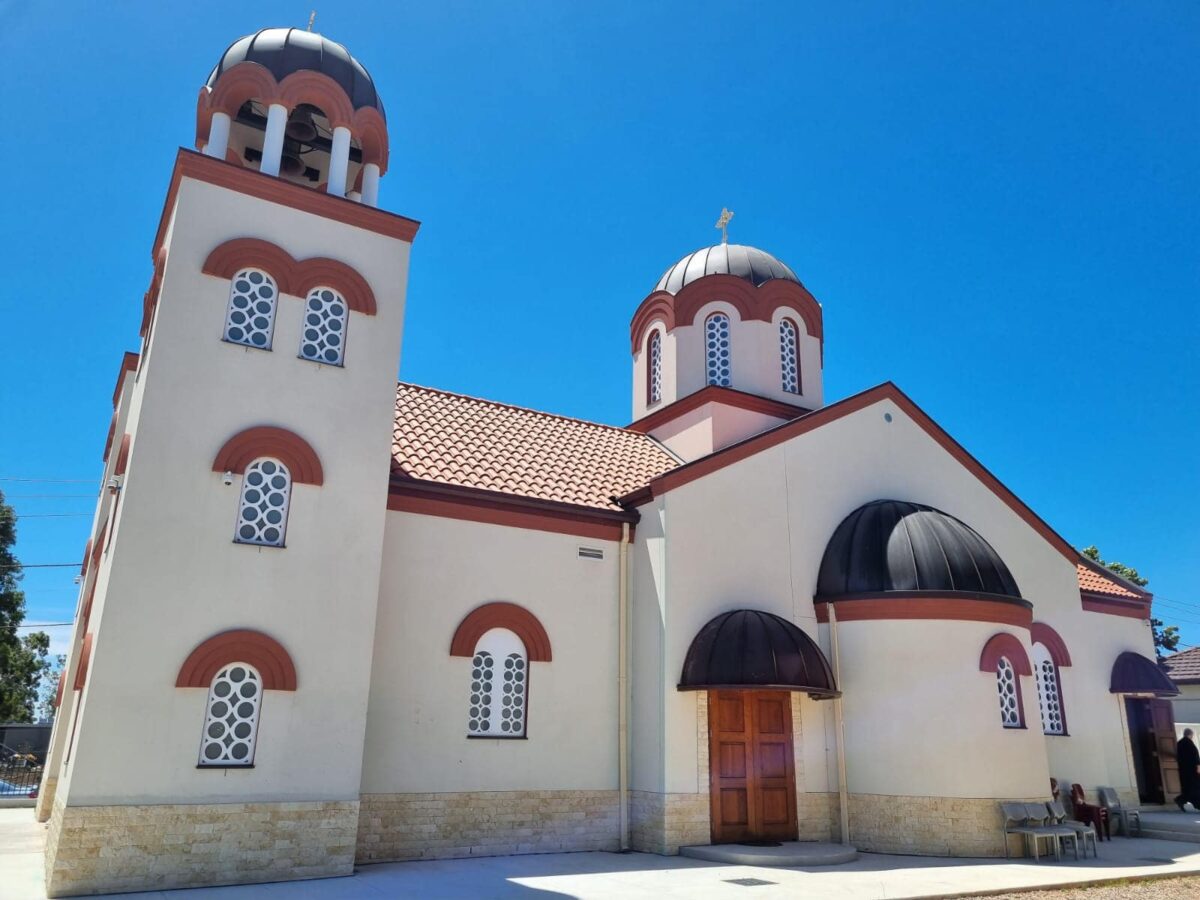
[[395, 381, 650, 436]]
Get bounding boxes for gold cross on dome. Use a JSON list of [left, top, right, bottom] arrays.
[[307, 10, 317, 31], [715, 208, 734, 244]]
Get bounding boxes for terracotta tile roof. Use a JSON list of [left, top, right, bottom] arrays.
[[392, 383, 680, 512], [1076, 562, 1144, 599], [1165, 647, 1200, 684]]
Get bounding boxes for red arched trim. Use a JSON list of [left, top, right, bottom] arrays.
[[630, 294, 677, 353], [140, 247, 168, 338], [450, 602, 552, 662], [628, 276, 823, 354], [212, 426, 324, 485], [203, 238, 377, 316], [277, 70, 356, 130], [79, 539, 92, 577], [979, 632, 1033, 676], [354, 107, 390, 174], [102, 411, 118, 463], [114, 434, 132, 477], [176, 629, 297, 690], [53, 672, 64, 709], [1031, 622, 1073, 667], [73, 633, 93, 690], [205, 62, 280, 121]]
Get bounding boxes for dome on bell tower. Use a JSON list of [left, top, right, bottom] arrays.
[[206, 28, 384, 116]]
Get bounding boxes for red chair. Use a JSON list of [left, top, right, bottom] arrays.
[[1070, 783, 1110, 840]]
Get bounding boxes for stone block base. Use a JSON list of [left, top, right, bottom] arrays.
[[356, 790, 618, 863], [44, 797, 358, 897], [846, 793, 1047, 857], [629, 790, 709, 854], [35, 775, 57, 823]]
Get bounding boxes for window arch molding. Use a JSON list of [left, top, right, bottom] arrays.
[[450, 602, 552, 662], [203, 238, 377, 316], [978, 632, 1033, 676], [175, 629, 298, 691], [1030, 621, 1072, 668], [212, 426, 324, 486]]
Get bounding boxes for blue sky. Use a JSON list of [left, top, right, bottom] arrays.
[[2, 2, 1197, 653]]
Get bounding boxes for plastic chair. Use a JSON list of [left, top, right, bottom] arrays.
[[1024, 802, 1078, 861], [1000, 802, 1058, 861], [1097, 786, 1141, 836], [1070, 784, 1110, 840], [1045, 800, 1097, 858]]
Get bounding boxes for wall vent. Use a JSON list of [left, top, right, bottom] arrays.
[[578, 547, 604, 560]]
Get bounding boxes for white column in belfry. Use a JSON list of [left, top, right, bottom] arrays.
[[202, 112, 231, 159], [259, 104, 288, 176], [327, 126, 352, 197]]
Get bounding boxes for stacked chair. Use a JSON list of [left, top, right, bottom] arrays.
[[1097, 786, 1141, 836]]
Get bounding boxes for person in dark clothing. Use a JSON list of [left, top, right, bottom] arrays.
[[1177, 728, 1200, 812]]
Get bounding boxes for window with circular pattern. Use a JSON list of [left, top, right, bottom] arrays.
[[223, 269, 277, 350], [780, 319, 801, 394], [648, 330, 663, 404], [235, 458, 291, 547], [1033, 644, 1065, 735], [705, 313, 732, 387], [466, 628, 528, 738], [996, 656, 1022, 728], [198, 663, 262, 766], [299, 287, 348, 366]]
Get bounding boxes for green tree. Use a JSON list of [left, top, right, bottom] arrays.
[[0, 490, 53, 722], [1081, 545, 1180, 659]]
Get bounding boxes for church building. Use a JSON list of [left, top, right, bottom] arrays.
[[38, 27, 1180, 897]]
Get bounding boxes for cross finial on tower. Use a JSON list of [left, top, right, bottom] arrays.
[[715, 207, 734, 244], [307, 10, 317, 31]]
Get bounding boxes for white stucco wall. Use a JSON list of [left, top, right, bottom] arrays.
[[631, 391, 1149, 801], [1174, 684, 1200, 725], [59, 175, 410, 805], [361, 513, 622, 792]]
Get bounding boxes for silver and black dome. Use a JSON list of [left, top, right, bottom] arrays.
[[817, 500, 1023, 600], [655, 243, 800, 295], [207, 28, 383, 115]]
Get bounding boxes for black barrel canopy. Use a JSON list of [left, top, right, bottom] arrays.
[[1110, 651, 1179, 697], [817, 499, 1023, 601], [678, 609, 839, 699]]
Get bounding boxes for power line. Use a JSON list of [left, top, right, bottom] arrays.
[[16, 622, 73, 629], [4, 494, 96, 499], [0, 477, 97, 484], [0, 563, 80, 570], [15, 513, 91, 519]]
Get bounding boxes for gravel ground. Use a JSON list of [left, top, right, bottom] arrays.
[[964, 876, 1200, 899]]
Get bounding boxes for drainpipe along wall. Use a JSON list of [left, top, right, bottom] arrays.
[[829, 603, 851, 845], [618, 522, 631, 850]]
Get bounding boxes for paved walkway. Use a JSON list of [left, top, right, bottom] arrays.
[[4, 808, 1200, 900]]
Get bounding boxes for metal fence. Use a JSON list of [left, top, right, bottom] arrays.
[[0, 726, 51, 798]]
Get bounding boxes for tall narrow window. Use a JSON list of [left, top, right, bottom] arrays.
[[996, 657, 1022, 728], [779, 319, 801, 394], [704, 313, 732, 387], [299, 287, 348, 366], [198, 663, 262, 766], [223, 269, 277, 350], [1033, 644, 1065, 735], [647, 330, 662, 404], [467, 628, 528, 738], [235, 458, 291, 547]]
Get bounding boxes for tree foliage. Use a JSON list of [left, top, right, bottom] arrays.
[[0, 490, 53, 722], [1081, 544, 1179, 659]]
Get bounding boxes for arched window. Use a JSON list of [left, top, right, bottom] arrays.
[[779, 319, 801, 394], [467, 628, 528, 738], [198, 662, 262, 766], [299, 287, 348, 366], [704, 313, 732, 387], [235, 458, 291, 547], [223, 268, 277, 349], [647, 330, 663, 404], [1032, 643, 1065, 735], [996, 657, 1022, 728]]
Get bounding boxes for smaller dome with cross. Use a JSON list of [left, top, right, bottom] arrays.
[[654, 243, 801, 295]]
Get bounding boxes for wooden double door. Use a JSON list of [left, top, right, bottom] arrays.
[[708, 690, 798, 843], [1126, 698, 1181, 804]]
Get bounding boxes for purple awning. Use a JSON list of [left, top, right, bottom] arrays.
[[1110, 651, 1179, 697]]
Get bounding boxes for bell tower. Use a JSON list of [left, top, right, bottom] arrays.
[[628, 237, 825, 461], [42, 27, 418, 897]]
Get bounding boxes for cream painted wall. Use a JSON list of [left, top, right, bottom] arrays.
[[630, 301, 822, 422], [630, 501, 667, 794], [632, 392, 1152, 799], [361, 513, 622, 793], [59, 175, 410, 805], [646, 401, 792, 462]]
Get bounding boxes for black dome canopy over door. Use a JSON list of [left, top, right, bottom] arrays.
[[1110, 651, 1179, 697], [678, 609, 839, 699]]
